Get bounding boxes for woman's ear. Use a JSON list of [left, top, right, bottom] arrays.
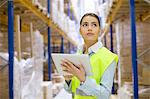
[[98, 29, 102, 37], [79, 27, 81, 35]]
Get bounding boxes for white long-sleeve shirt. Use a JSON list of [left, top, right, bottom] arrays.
[[64, 41, 117, 99]]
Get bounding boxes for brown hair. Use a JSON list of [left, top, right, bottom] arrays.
[[80, 13, 100, 27]]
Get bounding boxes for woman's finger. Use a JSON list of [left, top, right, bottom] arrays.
[[78, 64, 84, 71], [61, 63, 73, 74], [62, 59, 81, 76], [64, 74, 73, 80], [61, 61, 71, 70], [64, 73, 73, 78], [62, 66, 71, 73], [62, 66, 68, 71], [64, 59, 78, 70]]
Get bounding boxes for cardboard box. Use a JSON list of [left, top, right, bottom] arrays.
[[141, 67, 150, 85], [0, 57, 9, 99], [115, 18, 150, 86], [118, 82, 150, 99], [42, 81, 53, 99]]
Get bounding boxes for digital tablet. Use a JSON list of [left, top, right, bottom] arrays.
[[51, 53, 93, 76]]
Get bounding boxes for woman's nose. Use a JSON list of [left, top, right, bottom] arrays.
[[88, 25, 92, 31]]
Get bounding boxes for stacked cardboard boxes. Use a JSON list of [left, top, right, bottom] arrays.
[[115, 18, 150, 86], [0, 56, 8, 99], [0, 32, 31, 55], [118, 82, 150, 99], [115, 18, 150, 98]]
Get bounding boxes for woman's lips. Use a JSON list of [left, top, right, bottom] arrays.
[[86, 33, 94, 36]]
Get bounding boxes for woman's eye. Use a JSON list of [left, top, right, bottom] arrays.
[[92, 24, 97, 27], [82, 24, 88, 27]]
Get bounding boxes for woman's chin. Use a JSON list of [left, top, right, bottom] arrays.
[[85, 39, 97, 42]]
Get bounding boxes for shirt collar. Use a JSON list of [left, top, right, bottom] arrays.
[[78, 40, 103, 54]]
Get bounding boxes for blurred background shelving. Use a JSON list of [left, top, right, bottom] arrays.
[[0, 0, 149, 99]]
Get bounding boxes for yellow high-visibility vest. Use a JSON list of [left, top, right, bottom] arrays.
[[71, 47, 118, 99]]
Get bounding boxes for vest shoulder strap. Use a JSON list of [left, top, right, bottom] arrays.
[[95, 47, 118, 75]]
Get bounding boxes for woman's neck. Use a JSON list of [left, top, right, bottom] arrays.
[[84, 40, 98, 52]]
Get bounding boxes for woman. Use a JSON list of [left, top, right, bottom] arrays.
[[61, 13, 118, 99]]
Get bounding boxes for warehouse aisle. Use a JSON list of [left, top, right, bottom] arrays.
[[0, 0, 150, 99]]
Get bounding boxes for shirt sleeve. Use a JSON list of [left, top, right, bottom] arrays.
[[78, 61, 117, 99]]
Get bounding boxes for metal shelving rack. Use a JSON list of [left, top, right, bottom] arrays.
[[4, 0, 77, 98], [47, 0, 51, 81], [15, 0, 76, 45], [129, 1, 138, 98], [8, 1, 14, 98], [102, 0, 150, 98]]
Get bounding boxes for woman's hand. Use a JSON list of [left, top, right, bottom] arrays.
[[61, 59, 86, 82], [63, 73, 73, 81]]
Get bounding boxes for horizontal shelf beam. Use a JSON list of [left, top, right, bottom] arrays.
[[107, 0, 123, 25], [101, 0, 150, 38], [0, 15, 29, 32], [15, 0, 77, 46], [101, 0, 123, 39], [142, 12, 150, 21]]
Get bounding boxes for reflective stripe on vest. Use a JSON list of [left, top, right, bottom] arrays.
[[71, 47, 118, 99]]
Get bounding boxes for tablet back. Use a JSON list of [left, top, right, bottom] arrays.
[[51, 53, 92, 76]]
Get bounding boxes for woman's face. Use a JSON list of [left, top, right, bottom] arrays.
[[80, 15, 100, 42]]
